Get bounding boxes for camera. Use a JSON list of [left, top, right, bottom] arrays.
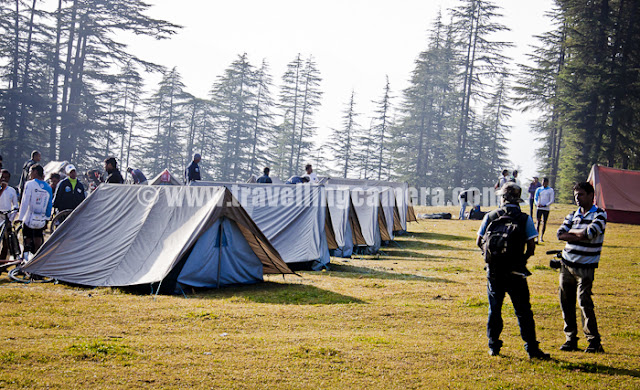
[[549, 259, 562, 269], [546, 250, 563, 269]]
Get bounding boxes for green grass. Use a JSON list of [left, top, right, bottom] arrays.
[[0, 203, 639, 389]]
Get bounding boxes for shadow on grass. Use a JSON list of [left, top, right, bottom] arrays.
[[405, 231, 474, 241], [194, 282, 364, 305], [326, 263, 456, 284], [374, 249, 470, 262], [557, 360, 640, 378], [388, 239, 475, 253]]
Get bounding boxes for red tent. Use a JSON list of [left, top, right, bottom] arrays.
[[587, 164, 640, 224]]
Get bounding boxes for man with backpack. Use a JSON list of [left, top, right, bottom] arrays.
[[476, 182, 550, 359]]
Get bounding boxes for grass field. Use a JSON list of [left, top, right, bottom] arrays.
[[1, 203, 639, 389]]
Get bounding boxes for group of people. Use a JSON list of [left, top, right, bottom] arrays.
[[477, 181, 606, 359], [256, 164, 320, 185], [491, 169, 556, 243], [0, 152, 148, 261]]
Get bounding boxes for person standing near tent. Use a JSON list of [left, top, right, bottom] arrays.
[[528, 177, 542, 216], [257, 167, 273, 184], [304, 164, 319, 183], [494, 169, 510, 190], [186, 154, 202, 183], [0, 169, 19, 261], [53, 164, 85, 212], [556, 181, 606, 353], [476, 182, 550, 359], [48, 173, 61, 196], [127, 167, 148, 185], [458, 189, 471, 220], [17, 164, 52, 255], [19, 150, 41, 199], [534, 178, 554, 242], [104, 157, 124, 184]]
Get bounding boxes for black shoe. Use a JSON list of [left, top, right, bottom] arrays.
[[560, 340, 579, 351], [489, 348, 500, 356], [585, 342, 604, 353], [528, 348, 551, 360]]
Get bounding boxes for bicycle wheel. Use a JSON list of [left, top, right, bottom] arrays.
[[50, 210, 73, 234], [8, 267, 31, 283]]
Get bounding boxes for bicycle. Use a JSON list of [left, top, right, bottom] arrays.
[[8, 254, 55, 284], [1, 215, 55, 284], [0, 209, 22, 273]]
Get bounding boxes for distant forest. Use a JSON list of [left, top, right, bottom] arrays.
[[1, 0, 639, 200]]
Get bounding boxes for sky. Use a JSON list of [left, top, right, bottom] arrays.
[[124, 0, 556, 181]]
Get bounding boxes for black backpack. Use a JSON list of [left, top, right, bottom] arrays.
[[482, 208, 528, 271]]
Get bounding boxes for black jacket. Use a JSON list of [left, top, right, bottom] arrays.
[[106, 169, 124, 184], [186, 161, 201, 182], [53, 178, 86, 211]]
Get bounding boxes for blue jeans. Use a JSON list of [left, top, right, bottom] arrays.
[[529, 198, 534, 216], [459, 201, 468, 220], [487, 272, 538, 351]]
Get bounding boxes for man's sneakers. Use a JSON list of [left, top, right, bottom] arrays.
[[488, 348, 500, 356], [585, 341, 605, 353], [528, 348, 551, 360], [560, 339, 580, 352]]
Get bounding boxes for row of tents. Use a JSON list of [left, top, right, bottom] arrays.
[[24, 170, 417, 293]]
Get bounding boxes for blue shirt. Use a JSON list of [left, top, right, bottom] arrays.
[[130, 169, 147, 184], [256, 175, 272, 184], [477, 205, 538, 241]]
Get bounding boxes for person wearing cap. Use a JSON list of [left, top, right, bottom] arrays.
[[104, 157, 124, 184], [53, 164, 85, 212], [185, 154, 202, 183], [476, 182, 550, 360], [127, 167, 147, 185], [528, 177, 542, 216]]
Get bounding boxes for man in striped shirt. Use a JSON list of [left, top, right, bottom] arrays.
[[557, 181, 606, 353]]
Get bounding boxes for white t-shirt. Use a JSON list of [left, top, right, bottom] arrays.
[[307, 172, 319, 183], [18, 179, 52, 229], [0, 186, 19, 221]]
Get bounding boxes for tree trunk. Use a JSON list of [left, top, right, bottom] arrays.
[[16, 0, 37, 158], [49, 0, 64, 161]]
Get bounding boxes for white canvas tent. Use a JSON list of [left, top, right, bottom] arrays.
[[149, 169, 182, 186], [43, 160, 70, 181], [325, 187, 356, 258], [347, 187, 386, 254], [23, 185, 292, 291], [323, 178, 414, 232], [190, 182, 330, 270]]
